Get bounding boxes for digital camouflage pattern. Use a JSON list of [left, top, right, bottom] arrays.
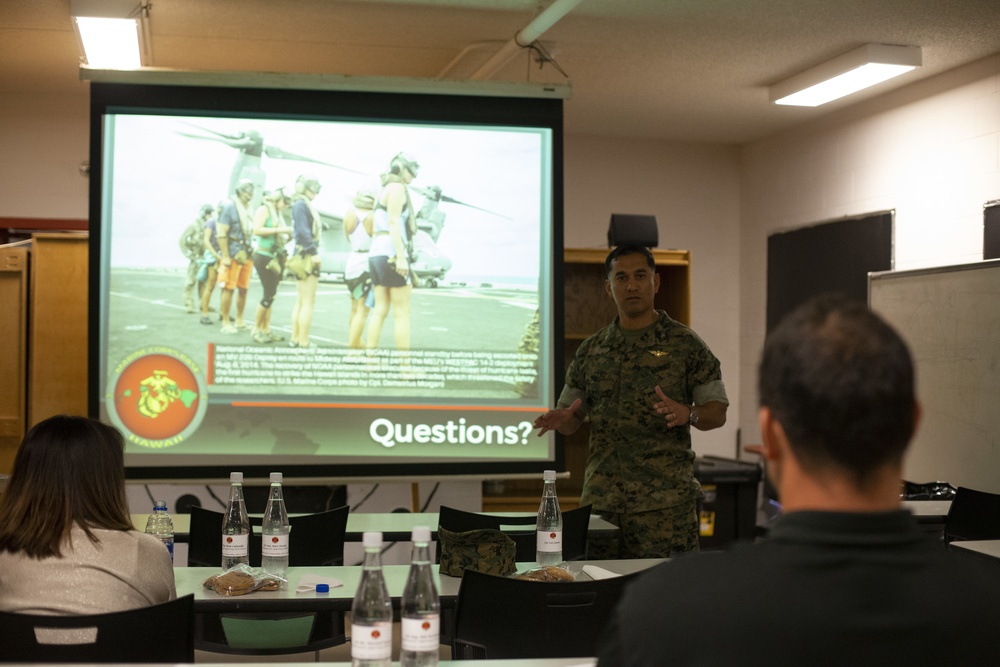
[[516, 309, 540, 398], [438, 527, 516, 578], [559, 311, 727, 516], [589, 503, 701, 559]]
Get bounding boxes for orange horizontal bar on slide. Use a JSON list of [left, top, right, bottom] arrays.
[[229, 401, 539, 412]]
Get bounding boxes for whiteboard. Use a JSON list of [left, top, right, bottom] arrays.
[[869, 260, 1000, 493]]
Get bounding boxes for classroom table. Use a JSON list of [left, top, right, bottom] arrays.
[[24, 662, 594, 667], [179, 559, 665, 613], [131, 511, 620, 543], [948, 540, 1000, 563], [901, 499, 951, 539]]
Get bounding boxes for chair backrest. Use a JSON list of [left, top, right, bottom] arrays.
[[944, 487, 1000, 542], [437, 504, 592, 563], [452, 568, 635, 660], [0, 594, 194, 663], [187, 505, 349, 568]]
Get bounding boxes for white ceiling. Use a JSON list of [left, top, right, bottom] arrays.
[[2, 0, 1000, 144]]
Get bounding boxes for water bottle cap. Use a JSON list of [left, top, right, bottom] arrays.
[[412, 526, 431, 543], [153, 500, 167, 510], [230, 472, 243, 483], [543, 469, 556, 481], [270, 472, 282, 483], [363, 531, 383, 548], [315, 583, 329, 593]]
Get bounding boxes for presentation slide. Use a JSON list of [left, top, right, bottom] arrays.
[[92, 105, 559, 477]]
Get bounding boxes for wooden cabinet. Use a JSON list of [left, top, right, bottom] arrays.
[[0, 233, 88, 473], [483, 247, 692, 511]]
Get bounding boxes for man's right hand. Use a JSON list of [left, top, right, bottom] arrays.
[[533, 398, 583, 436]]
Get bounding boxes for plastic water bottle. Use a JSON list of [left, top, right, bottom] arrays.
[[144, 500, 174, 563], [261, 471, 290, 583], [400, 526, 440, 667], [221, 472, 250, 570], [536, 469, 563, 565], [351, 531, 393, 667]]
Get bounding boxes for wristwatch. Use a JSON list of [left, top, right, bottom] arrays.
[[687, 407, 699, 425]]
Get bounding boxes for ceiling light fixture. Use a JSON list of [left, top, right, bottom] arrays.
[[71, 0, 150, 69], [770, 44, 921, 107]]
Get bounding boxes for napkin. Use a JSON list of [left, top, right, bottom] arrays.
[[295, 573, 344, 594], [582, 565, 620, 580]]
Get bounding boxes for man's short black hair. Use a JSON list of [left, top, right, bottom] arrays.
[[758, 293, 916, 485], [605, 244, 655, 278]]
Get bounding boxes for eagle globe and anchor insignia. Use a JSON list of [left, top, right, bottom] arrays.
[[106, 349, 207, 448]]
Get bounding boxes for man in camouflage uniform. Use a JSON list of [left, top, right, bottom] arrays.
[[179, 204, 213, 313], [535, 244, 728, 558]]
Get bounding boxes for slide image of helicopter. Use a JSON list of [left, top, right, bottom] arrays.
[[177, 123, 515, 288]]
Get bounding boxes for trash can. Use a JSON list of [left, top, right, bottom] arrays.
[[695, 456, 762, 550]]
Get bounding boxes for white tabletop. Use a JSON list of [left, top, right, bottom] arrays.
[[949, 540, 1000, 559], [178, 558, 665, 612], [901, 499, 951, 520]]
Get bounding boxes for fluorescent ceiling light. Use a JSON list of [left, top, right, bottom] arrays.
[[71, 0, 146, 69], [771, 44, 921, 107]]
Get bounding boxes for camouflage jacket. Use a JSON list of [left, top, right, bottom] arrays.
[[558, 311, 728, 513]]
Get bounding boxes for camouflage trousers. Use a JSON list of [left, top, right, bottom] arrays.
[[589, 500, 700, 559]]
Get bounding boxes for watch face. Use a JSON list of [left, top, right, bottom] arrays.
[[689, 408, 699, 425]]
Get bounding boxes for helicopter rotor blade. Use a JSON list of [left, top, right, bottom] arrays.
[[411, 186, 512, 219], [176, 127, 264, 153], [262, 145, 369, 175], [177, 123, 253, 144]]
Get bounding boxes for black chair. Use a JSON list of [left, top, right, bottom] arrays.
[[187, 505, 349, 567], [944, 486, 1000, 543], [0, 594, 194, 663], [437, 504, 592, 562], [452, 568, 636, 660], [187, 505, 349, 656]]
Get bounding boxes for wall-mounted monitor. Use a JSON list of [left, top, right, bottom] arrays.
[[87, 75, 564, 481]]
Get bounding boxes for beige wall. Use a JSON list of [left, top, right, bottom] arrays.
[[5, 54, 998, 465], [0, 92, 746, 460], [0, 91, 89, 219], [739, 53, 1000, 451], [563, 135, 742, 458]]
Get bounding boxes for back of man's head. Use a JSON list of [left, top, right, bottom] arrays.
[[758, 293, 916, 484]]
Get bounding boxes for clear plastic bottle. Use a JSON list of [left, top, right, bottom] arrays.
[[144, 500, 174, 564], [351, 531, 393, 667], [536, 469, 563, 565], [400, 526, 440, 667], [221, 471, 250, 570], [261, 471, 290, 583]]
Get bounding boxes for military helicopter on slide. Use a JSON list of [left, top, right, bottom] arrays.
[[179, 125, 511, 287]]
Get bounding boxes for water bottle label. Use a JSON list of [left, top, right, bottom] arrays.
[[351, 622, 392, 659], [537, 528, 563, 552], [401, 615, 440, 651], [221, 533, 249, 557], [261, 533, 289, 557]]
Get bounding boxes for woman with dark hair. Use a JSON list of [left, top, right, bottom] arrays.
[[0, 415, 176, 615]]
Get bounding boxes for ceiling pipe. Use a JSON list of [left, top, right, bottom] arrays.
[[468, 0, 584, 81]]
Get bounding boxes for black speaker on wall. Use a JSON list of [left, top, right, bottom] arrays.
[[608, 214, 659, 248], [984, 201, 1000, 260]]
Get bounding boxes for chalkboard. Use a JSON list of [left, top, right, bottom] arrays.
[[985, 201, 1000, 260], [869, 260, 1000, 493], [767, 212, 893, 333]]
